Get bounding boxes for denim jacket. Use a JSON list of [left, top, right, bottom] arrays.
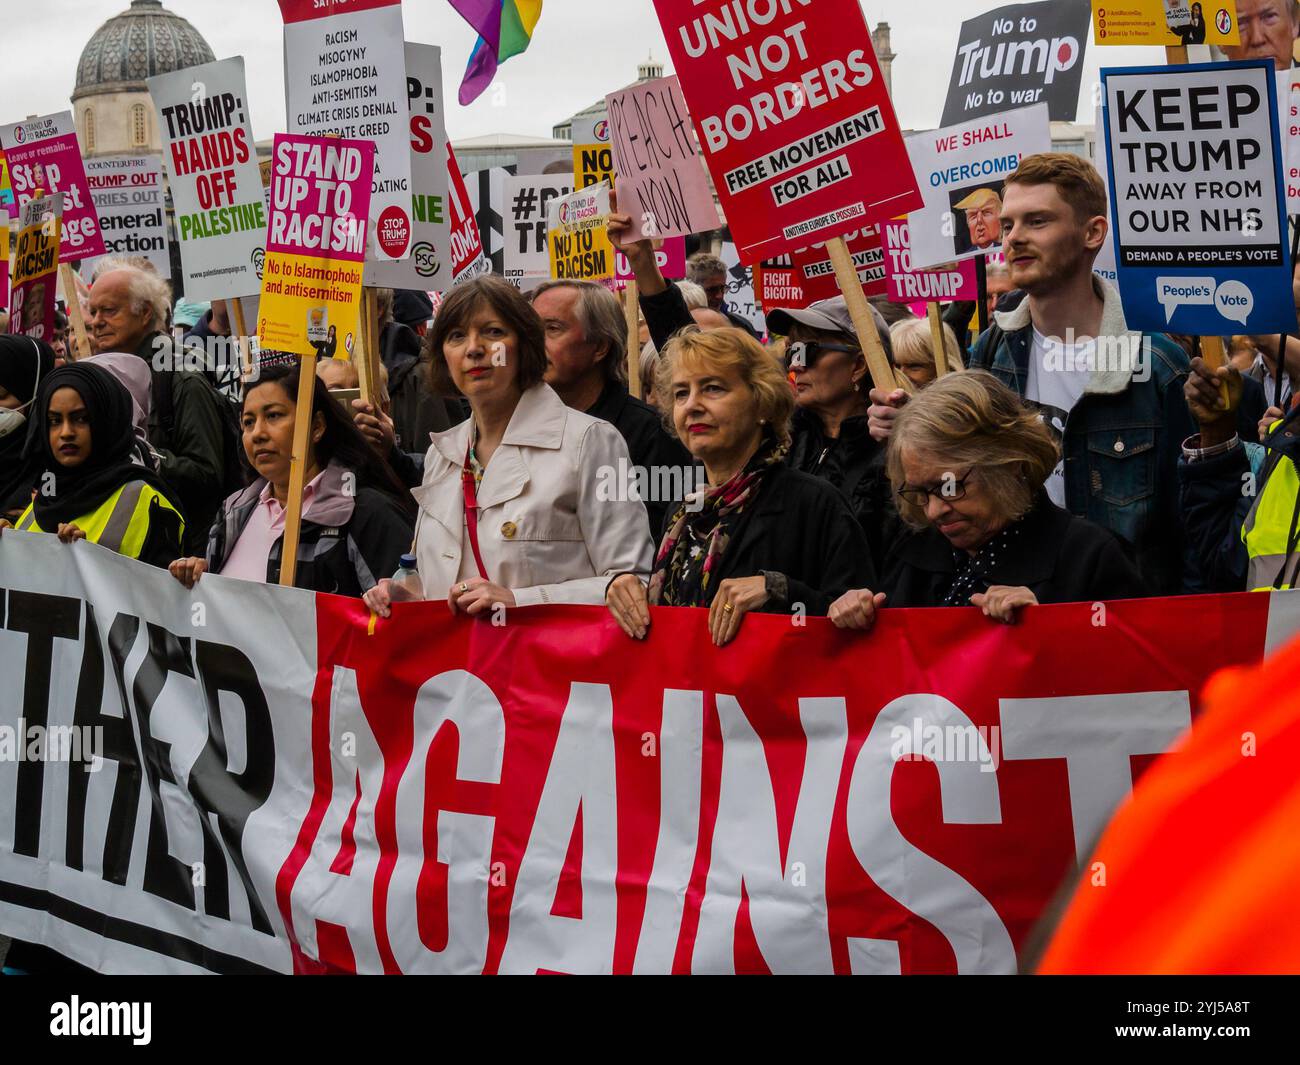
[[968, 277, 1193, 593]]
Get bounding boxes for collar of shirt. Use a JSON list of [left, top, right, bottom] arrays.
[[259, 468, 326, 531]]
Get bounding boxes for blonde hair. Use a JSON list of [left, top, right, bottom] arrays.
[[655, 327, 794, 448], [887, 371, 1058, 528], [890, 318, 963, 375]]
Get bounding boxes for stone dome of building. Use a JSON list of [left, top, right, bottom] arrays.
[[73, 0, 215, 100]]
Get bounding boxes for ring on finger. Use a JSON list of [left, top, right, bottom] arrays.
[[459, 583, 469, 593]]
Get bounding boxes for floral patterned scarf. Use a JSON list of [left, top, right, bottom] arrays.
[[648, 436, 788, 607]]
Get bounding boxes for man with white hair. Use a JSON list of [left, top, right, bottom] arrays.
[[88, 266, 230, 553]]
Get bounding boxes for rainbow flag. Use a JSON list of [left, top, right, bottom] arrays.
[[450, 0, 543, 105]]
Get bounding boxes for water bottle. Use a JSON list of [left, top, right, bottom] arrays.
[[390, 554, 424, 599]]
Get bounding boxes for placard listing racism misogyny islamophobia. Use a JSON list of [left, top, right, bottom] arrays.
[[652, 0, 921, 262], [149, 59, 266, 300], [279, 0, 412, 264], [364, 43, 453, 290], [1102, 60, 1296, 336], [906, 103, 1051, 270]]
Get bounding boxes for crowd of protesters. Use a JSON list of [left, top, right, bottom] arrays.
[[6, 150, 1300, 650]]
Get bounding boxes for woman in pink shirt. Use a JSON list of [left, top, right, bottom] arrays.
[[168, 361, 413, 596]]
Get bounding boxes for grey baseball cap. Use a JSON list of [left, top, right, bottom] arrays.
[[766, 297, 890, 353]]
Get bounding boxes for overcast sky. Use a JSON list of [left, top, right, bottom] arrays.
[[7, 1, 1163, 141]]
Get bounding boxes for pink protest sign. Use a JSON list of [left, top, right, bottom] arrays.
[[882, 218, 978, 303], [614, 236, 687, 287], [258, 133, 375, 358], [0, 112, 105, 262], [607, 75, 721, 243]]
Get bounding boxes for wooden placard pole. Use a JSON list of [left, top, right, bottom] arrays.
[[1163, 43, 1227, 404], [926, 302, 950, 379], [279, 351, 318, 588], [229, 296, 253, 380], [59, 264, 92, 360], [356, 287, 381, 407], [825, 235, 907, 394], [624, 280, 641, 399]]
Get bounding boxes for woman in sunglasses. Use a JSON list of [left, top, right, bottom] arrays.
[[766, 298, 908, 576], [829, 372, 1146, 628]]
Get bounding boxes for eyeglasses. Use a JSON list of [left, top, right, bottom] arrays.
[[896, 467, 976, 508], [786, 341, 858, 369]]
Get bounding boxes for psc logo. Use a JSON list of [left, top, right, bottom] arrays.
[[1216, 8, 1232, 34], [411, 241, 442, 279], [251, 247, 265, 281]]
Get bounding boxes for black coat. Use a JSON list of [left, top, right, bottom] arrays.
[[666, 463, 876, 615], [587, 379, 694, 535], [882, 496, 1148, 608], [786, 407, 901, 577]]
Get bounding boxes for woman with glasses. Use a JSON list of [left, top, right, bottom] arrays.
[[767, 298, 907, 575], [605, 327, 873, 647], [829, 372, 1146, 629]]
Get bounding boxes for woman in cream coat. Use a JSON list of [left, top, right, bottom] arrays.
[[365, 275, 654, 616]]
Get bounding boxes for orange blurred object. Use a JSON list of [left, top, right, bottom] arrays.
[[1039, 631, 1300, 975]]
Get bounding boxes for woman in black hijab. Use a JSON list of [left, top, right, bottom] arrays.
[[0, 335, 55, 521], [3, 362, 184, 567]]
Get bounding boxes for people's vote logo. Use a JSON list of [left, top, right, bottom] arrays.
[[1157, 276, 1254, 326], [1216, 9, 1232, 34]]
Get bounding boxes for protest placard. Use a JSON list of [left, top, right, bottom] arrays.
[[613, 236, 687, 288], [572, 113, 614, 189], [943, 1, 1091, 126], [755, 254, 808, 310], [1277, 68, 1300, 213], [721, 241, 765, 333], [1091, 104, 1119, 287], [504, 173, 573, 289], [466, 165, 514, 274], [364, 43, 453, 290], [653, 0, 921, 262], [8, 193, 61, 341], [82, 155, 171, 281], [882, 218, 979, 303], [279, 0, 412, 264], [149, 59, 266, 300], [0, 112, 104, 263], [257, 134, 374, 358], [548, 182, 616, 281], [1102, 59, 1296, 334], [1091, 0, 1240, 46], [0, 216, 8, 311], [790, 226, 886, 303], [607, 75, 722, 242], [447, 145, 490, 284], [905, 103, 1051, 270], [0, 150, 13, 218]]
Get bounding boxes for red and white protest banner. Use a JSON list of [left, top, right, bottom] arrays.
[[0, 535, 1292, 975], [279, 0, 413, 264], [448, 144, 490, 285], [755, 255, 809, 311], [0, 111, 105, 263], [652, 0, 921, 263], [790, 225, 886, 303], [882, 218, 979, 304], [149, 58, 267, 300]]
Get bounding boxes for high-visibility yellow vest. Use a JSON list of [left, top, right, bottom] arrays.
[[14, 481, 184, 561], [1242, 422, 1300, 591]]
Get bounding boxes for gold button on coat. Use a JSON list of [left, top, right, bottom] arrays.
[[501, 521, 517, 540]]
